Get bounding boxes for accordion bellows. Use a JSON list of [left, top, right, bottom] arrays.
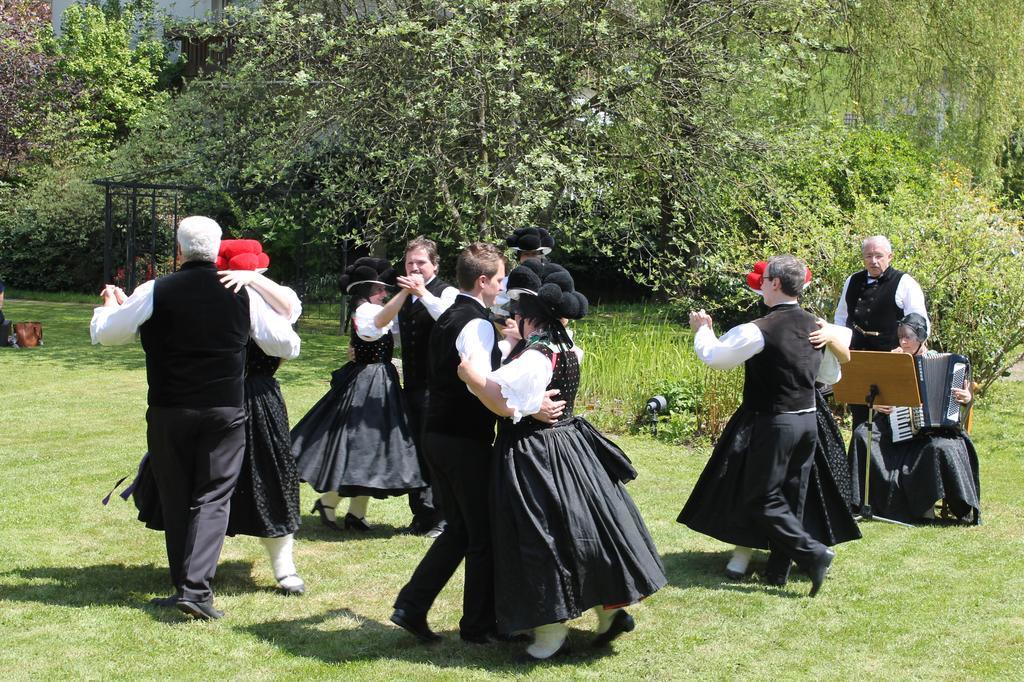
[[890, 353, 971, 442]]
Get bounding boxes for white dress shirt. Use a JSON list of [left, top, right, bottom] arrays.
[[834, 270, 929, 333], [454, 293, 497, 386], [90, 279, 301, 360]]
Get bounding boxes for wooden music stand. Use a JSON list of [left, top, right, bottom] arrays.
[[833, 351, 922, 526]]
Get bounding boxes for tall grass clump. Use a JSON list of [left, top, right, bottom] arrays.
[[574, 305, 742, 442]]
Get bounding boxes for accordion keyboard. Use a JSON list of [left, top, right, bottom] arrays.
[[889, 406, 916, 443], [944, 361, 968, 423]]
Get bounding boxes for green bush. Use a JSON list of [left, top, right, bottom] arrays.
[[0, 161, 107, 292], [685, 124, 1024, 394]]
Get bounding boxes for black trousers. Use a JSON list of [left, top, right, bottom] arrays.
[[146, 405, 246, 602], [395, 431, 495, 636], [404, 387, 442, 523], [743, 412, 827, 570]]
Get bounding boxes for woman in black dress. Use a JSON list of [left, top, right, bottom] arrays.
[[459, 260, 666, 660], [291, 258, 425, 531], [129, 239, 307, 595], [847, 313, 980, 524]]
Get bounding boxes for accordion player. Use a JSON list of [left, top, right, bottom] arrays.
[[889, 353, 971, 443]]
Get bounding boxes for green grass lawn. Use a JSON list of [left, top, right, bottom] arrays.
[[1, 299, 1022, 680]]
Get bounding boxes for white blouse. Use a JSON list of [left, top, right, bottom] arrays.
[[352, 302, 394, 341], [487, 345, 584, 423]]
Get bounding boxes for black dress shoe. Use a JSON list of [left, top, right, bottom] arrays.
[[761, 573, 788, 587], [148, 593, 181, 607], [390, 608, 441, 642], [424, 521, 446, 539], [807, 548, 836, 597], [592, 609, 635, 647], [176, 598, 224, 620], [344, 513, 372, 532], [724, 568, 746, 581], [311, 500, 342, 531], [405, 515, 439, 535]]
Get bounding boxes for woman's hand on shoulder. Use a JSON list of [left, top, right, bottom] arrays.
[[808, 318, 832, 349], [219, 270, 258, 293]]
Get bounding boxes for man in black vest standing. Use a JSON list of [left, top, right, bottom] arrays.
[[396, 236, 458, 537], [91, 216, 300, 619], [834, 235, 928, 425], [390, 242, 506, 642], [690, 255, 841, 596]]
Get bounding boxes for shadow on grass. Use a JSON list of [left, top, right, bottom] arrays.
[[295, 518, 407, 542], [243, 607, 619, 672], [0, 559, 259, 618], [661, 550, 804, 599]]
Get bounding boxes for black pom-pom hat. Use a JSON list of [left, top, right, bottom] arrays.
[[340, 257, 396, 293], [506, 227, 554, 255]]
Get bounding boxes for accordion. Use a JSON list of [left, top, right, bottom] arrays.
[[889, 353, 971, 443]]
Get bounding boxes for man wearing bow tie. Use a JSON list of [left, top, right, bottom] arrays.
[[833, 235, 929, 426]]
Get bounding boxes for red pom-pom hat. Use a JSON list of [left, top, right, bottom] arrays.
[[744, 260, 811, 295], [217, 239, 269, 272]]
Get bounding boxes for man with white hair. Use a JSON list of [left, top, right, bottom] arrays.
[[834, 235, 929, 425], [91, 216, 300, 620]]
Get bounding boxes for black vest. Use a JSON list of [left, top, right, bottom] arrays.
[[743, 304, 823, 413], [843, 267, 905, 351], [399, 276, 452, 390], [140, 261, 251, 408], [425, 295, 502, 442]]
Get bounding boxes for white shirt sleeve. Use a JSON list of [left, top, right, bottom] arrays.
[[279, 285, 303, 325], [420, 286, 459, 321], [488, 349, 554, 423], [896, 274, 930, 333], [693, 323, 764, 370], [455, 317, 497, 382], [817, 348, 841, 385], [814, 323, 851, 384], [833, 275, 853, 327], [352, 301, 392, 341], [249, 290, 301, 360], [90, 280, 155, 346]]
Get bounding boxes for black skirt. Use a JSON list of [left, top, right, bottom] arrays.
[[130, 374, 302, 538], [291, 361, 425, 497], [848, 416, 980, 524], [678, 393, 862, 548], [491, 416, 667, 634]]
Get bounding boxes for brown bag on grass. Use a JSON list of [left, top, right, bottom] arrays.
[[14, 321, 42, 347]]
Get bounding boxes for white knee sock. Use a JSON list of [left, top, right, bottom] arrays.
[[259, 534, 302, 588], [319, 491, 341, 522], [727, 546, 753, 574], [527, 622, 568, 659], [594, 606, 621, 634], [347, 495, 370, 519]]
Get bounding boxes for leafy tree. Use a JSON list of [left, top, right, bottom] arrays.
[[51, 0, 170, 154], [791, 0, 1024, 184], [116, 0, 843, 281], [0, 0, 76, 179]]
